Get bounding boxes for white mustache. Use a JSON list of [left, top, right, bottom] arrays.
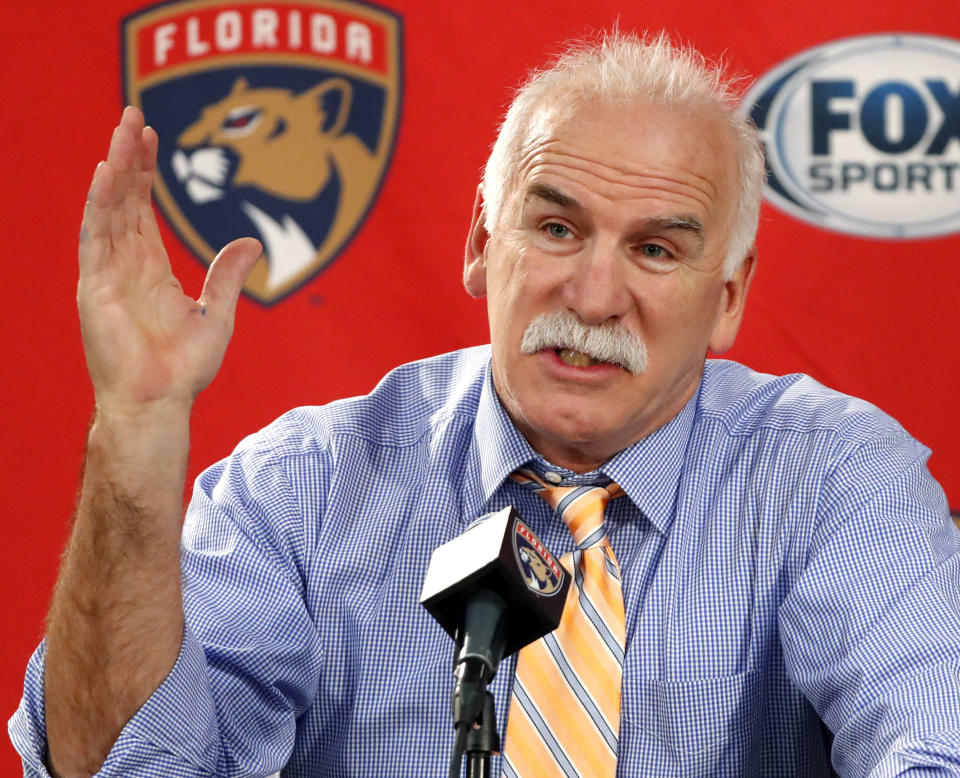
[[519, 311, 648, 375]]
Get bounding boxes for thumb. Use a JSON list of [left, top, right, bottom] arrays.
[[199, 237, 262, 315]]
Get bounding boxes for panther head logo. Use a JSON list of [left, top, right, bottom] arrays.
[[519, 548, 554, 591], [171, 76, 381, 295]]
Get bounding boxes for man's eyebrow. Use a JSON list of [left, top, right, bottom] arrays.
[[524, 183, 582, 211], [640, 216, 706, 247], [524, 186, 706, 246], [646, 215, 704, 234]]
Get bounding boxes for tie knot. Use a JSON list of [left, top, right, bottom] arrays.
[[511, 470, 623, 549], [548, 485, 614, 548]]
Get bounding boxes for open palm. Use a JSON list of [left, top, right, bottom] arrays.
[[78, 107, 261, 414]]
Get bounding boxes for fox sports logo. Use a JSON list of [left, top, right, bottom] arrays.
[[742, 34, 960, 238]]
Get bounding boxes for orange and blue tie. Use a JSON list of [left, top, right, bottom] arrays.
[[502, 469, 627, 778]]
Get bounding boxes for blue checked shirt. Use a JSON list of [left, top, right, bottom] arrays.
[[11, 346, 960, 776]]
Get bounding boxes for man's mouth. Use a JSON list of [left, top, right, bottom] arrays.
[[555, 347, 608, 368]]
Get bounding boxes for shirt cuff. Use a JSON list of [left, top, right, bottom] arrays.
[[9, 625, 221, 777]]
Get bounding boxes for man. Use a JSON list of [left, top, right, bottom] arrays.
[[11, 31, 960, 777]]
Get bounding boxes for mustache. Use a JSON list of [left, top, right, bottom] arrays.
[[519, 311, 648, 375]]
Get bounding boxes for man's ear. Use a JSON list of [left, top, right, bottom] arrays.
[[708, 248, 758, 354], [463, 184, 490, 298]]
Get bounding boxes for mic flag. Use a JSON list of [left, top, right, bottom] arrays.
[[420, 505, 570, 662]]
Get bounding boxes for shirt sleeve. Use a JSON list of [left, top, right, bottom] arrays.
[[10, 627, 223, 777], [9, 422, 325, 777], [779, 429, 960, 776]]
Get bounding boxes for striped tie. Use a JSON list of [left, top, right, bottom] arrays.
[[502, 469, 626, 778]]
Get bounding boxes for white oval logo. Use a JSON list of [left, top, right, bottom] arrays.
[[741, 34, 960, 238]]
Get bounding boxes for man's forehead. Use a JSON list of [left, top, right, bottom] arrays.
[[524, 96, 734, 165], [506, 98, 738, 229]]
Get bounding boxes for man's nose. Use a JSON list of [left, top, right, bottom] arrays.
[[560, 240, 632, 325]]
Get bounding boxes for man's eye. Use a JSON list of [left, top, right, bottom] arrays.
[[544, 223, 570, 239], [641, 244, 671, 258]]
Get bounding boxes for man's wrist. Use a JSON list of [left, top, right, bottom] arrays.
[[84, 397, 193, 507], [92, 393, 194, 428]]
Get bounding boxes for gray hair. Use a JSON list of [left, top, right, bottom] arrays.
[[481, 31, 765, 279]]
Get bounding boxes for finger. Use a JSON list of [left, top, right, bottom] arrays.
[[79, 162, 114, 272], [121, 106, 145, 155], [137, 125, 159, 200], [106, 111, 140, 182], [83, 160, 112, 223], [105, 129, 134, 238], [140, 124, 158, 173], [135, 126, 163, 242], [127, 108, 148, 199], [198, 238, 262, 318], [120, 108, 148, 233], [106, 108, 145, 216], [125, 106, 146, 162], [127, 110, 144, 199]]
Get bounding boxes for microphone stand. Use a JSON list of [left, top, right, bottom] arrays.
[[448, 590, 506, 778], [463, 691, 499, 778]]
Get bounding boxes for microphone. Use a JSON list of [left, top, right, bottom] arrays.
[[420, 505, 570, 774]]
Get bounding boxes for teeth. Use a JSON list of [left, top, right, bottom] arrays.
[[557, 348, 602, 367]]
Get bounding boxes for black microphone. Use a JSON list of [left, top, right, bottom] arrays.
[[420, 505, 570, 775]]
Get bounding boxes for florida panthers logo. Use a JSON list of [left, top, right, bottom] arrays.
[[123, 0, 402, 304], [514, 520, 564, 596]]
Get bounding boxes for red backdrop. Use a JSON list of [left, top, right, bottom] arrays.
[[3, 0, 958, 771]]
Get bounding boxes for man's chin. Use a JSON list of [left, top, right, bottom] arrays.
[[515, 404, 632, 470]]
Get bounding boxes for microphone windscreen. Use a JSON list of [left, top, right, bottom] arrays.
[[420, 506, 570, 657]]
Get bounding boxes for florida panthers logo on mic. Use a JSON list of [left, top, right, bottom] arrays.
[[122, 0, 402, 304], [513, 520, 564, 596]]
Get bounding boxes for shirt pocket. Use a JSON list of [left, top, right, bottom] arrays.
[[620, 670, 763, 773]]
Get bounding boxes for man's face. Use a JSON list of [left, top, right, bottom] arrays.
[[464, 99, 755, 472]]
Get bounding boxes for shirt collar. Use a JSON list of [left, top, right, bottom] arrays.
[[601, 384, 699, 535], [471, 360, 699, 535]]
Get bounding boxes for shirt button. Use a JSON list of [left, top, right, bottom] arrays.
[[544, 471, 562, 484]]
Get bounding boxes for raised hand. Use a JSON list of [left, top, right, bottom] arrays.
[[78, 106, 261, 416]]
